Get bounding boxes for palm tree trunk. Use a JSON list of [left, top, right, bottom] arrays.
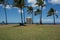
[[40, 6, 42, 24], [53, 14, 55, 24], [24, 13, 25, 24], [20, 8, 23, 24], [23, 9, 25, 24], [32, 11, 33, 24], [4, 6, 7, 24]]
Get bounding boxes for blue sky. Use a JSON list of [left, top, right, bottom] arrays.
[[0, 0, 60, 23]]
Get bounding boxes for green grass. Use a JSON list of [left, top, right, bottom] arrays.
[[0, 24, 60, 40]]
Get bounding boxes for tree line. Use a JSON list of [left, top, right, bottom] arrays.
[[0, 0, 58, 25]]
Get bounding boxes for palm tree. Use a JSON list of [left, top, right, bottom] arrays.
[[34, 9, 41, 24], [35, 0, 46, 24], [47, 8, 58, 24], [27, 6, 34, 24], [0, 0, 8, 24], [13, 0, 25, 25]]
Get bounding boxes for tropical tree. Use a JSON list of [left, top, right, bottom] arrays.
[[13, 0, 25, 25], [47, 8, 58, 24], [27, 6, 34, 24], [0, 0, 8, 24], [35, 0, 46, 24]]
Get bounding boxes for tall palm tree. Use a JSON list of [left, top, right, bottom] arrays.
[[47, 8, 58, 24], [27, 6, 34, 24], [35, 0, 46, 24], [0, 0, 8, 24], [13, 0, 25, 25]]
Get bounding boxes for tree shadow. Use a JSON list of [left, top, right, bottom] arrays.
[[13, 24, 26, 27], [13, 25, 20, 27]]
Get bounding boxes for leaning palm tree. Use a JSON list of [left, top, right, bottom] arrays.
[[35, 0, 46, 24], [0, 0, 8, 24], [47, 8, 58, 24], [27, 6, 34, 24], [13, 0, 25, 25]]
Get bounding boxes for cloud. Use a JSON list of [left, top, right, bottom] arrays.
[[28, 0, 46, 7], [28, 0, 36, 4], [26, 17, 31, 18], [55, 11, 60, 14], [18, 10, 23, 13], [31, 4, 37, 7], [36, 19, 53, 23], [42, 18, 53, 23], [28, 0, 37, 7], [43, 7, 46, 9], [2, 5, 11, 9], [18, 10, 21, 13], [48, 0, 60, 4], [13, 7, 18, 9], [56, 19, 60, 23], [6, 5, 11, 9], [44, 1, 46, 4], [0, 4, 3, 6], [0, 4, 12, 9], [56, 11, 60, 13], [42, 18, 60, 23]]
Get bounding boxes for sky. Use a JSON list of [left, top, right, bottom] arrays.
[[0, 0, 60, 23]]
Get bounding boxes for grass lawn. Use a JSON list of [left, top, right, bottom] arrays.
[[0, 24, 60, 40]]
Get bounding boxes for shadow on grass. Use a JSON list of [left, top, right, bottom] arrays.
[[13, 24, 26, 27], [13, 25, 20, 27]]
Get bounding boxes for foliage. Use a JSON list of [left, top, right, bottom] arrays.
[[13, 0, 25, 8], [27, 6, 33, 14], [35, 9, 41, 16], [36, 0, 45, 6], [47, 8, 58, 18]]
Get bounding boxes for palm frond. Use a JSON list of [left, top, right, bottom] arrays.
[[13, 0, 25, 8], [56, 14, 58, 18], [42, 4, 46, 7], [34, 9, 41, 16], [47, 8, 55, 17], [36, 0, 44, 6], [27, 6, 33, 14]]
